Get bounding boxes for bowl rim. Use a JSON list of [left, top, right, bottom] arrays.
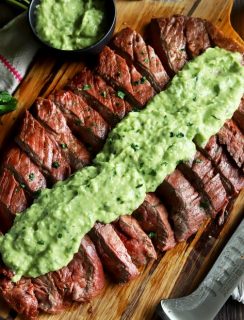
[[28, 0, 116, 53]]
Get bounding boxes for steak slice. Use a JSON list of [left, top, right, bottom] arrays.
[[113, 215, 157, 266], [16, 111, 71, 183], [218, 120, 244, 171], [3, 146, 47, 193], [179, 150, 228, 218], [32, 274, 65, 314], [205, 21, 244, 61], [97, 46, 155, 107], [35, 98, 91, 171], [53, 235, 105, 302], [68, 67, 132, 125], [134, 193, 176, 251], [233, 97, 244, 133], [185, 17, 211, 57], [0, 267, 38, 320], [150, 15, 188, 74], [0, 168, 28, 232], [49, 90, 109, 151], [158, 169, 207, 241], [202, 135, 244, 195], [111, 27, 169, 92], [90, 223, 139, 283]]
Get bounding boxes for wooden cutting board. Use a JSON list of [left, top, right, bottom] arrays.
[[0, 0, 243, 319]]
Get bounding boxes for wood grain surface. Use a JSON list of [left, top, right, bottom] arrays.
[[0, 1, 243, 320]]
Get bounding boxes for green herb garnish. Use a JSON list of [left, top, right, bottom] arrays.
[[60, 143, 68, 149], [52, 161, 60, 169], [83, 84, 91, 91], [148, 232, 156, 239], [29, 173, 35, 181], [117, 90, 126, 99], [0, 91, 17, 115]]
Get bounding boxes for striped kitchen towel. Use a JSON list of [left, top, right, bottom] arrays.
[[0, 12, 40, 93]]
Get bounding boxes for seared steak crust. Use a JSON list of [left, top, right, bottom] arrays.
[[0, 168, 28, 232], [158, 169, 208, 241], [134, 193, 176, 251], [90, 223, 139, 283], [179, 151, 228, 218], [97, 46, 155, 107], [112, 27, 169, 92], [113, 215, 157, 266], [233, 98, 244, 132], [202, 136, 244, 194], [150, 15, 188, 74], [16, 111, 71, 183], [218, 120, 244, 171], [69, 67, 131, 125], [185, 17, 211, 57], [3, 146, 47, 193], [49, 90, 109, 151], [35, 98, 91, 171]]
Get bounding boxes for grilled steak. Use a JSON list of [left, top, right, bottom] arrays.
[[134, 193, 176, 251], [32, 274, 65, 314], [113, 215, 157, 266], [90, 223, 139, 283], [0, 267, 38, 320], [205, 21, 244, 61], [0, 168, 28, 232], [185, 17, 211, 57], [150, 15, 188, 74], [202, 135, 244, 194], [3, 146, 47, 193], [35, 98, 91, 171], [53, 235, 105, 303], [16, 111, 71, 183], [233, 98, 244, 132], [49, 90, 109, 151], [179, 150, 228, 218], [68, 67, 132, 125], [218, 120, 244, 171], [111, 27, 169, 92], [158, 169, 208, 241], [97, 46, 155, 107]]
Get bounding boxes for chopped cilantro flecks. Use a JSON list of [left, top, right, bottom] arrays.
[[117, 90, 126, 99], [60, 143, 68, 149], [29, 173, 35, 181], [52, 161, 60, 169], [148, 232, 156, 239], [83, 84, 91, 91]]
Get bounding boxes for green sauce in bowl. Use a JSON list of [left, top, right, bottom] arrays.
[[36, 0, 106, 50]]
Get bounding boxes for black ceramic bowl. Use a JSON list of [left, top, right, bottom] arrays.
[[28, 0, 116, 55]]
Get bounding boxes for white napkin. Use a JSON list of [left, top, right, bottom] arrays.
[[0, 12, 40, 93], [0, 12, 243, 305]]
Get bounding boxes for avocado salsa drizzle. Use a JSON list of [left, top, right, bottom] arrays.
[[0, 48, 243, 282]]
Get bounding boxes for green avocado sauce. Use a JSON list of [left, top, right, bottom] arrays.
[[0, 48, 243, 282], [36, 0, 106, 50]]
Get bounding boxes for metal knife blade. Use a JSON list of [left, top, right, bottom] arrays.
[[157, 219, 244, 320]]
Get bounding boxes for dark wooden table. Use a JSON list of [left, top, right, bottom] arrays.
[[0, 1, 243, 319]]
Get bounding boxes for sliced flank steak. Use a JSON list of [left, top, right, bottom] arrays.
[[16, 111, 71, 183], [0, 168, 28, 232], [179, 150, 228, 218], [158, 169, 208, 242], [205, 21, 244, 61], [90, 223, 139, 283], [0, 267, 38, 320], [202, 135, 244, 195], [233, 98, 244, 132], [150, 15, 188, 74], [35, 98, 91, 171], [3, 145, 47, 193], [134, 193, 176, 251], [217, 120, 244, 171], [111, 27, 169, 92], [97, 46, 155, 108], [69, 67, 132, 125], [113, 215, 157, 267], [185, 17, 211, 57], [52, 235, 105, 303], [49, 90, 109, 151]]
